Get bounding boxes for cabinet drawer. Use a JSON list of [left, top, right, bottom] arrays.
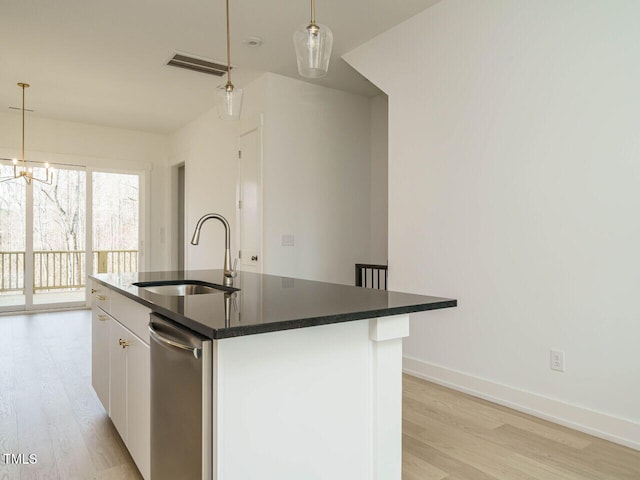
[[110, 290, 151, 345], [91, 282, 111, 313]]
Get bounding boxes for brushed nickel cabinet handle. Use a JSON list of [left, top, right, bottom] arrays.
[[98, 295, 107, 301], [98, 314, 108, 322], [91, 288, 97, 294], [119, 339, 131, 349]]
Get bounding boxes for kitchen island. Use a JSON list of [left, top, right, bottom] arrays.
[[90, 269, 456, 480]]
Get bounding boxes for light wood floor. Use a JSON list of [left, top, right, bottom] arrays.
[[0, 310, 142, 479], [403, 374, 639, 480], [0, 311, 638, 480]]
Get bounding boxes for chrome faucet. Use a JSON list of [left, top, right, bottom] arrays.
[[190, 213, 237, 286]]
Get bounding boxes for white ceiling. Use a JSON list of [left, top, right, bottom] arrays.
[[0, 0, 440, 133]]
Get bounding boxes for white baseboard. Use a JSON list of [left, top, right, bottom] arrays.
[[403, 356, 640, 451]]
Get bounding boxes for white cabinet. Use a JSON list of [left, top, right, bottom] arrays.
[[109, 318, 151, 480], [126, 333, 150, 480], [91, 282, 111, 312], [109, 318, 128, 440], [91, 281, 151, 480], [91, 308, 110, 411]]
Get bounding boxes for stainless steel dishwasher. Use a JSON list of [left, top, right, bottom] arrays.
[[148, 314, 212, 480]]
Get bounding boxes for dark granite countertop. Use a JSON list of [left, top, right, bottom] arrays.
[[90, 269, 456, 339]]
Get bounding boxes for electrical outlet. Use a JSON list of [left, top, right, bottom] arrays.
[[550, 350, 565, 372]]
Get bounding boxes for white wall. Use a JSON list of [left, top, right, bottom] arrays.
[[169, 106, 240, 271], [369, 95, 388, 265], [345, 0, 640, 449], [170, 73, 375, 286], [0, 112, 169, 271], [168, 74, 271, 272], [261, 73, 372, 285]]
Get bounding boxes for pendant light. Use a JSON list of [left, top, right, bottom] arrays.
[[0, 83, 53, 185], [216, 0, 243, 120], [293, 0, 333, 78]]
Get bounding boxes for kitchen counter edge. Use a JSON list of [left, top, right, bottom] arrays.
[[89, 274, 457, 340]]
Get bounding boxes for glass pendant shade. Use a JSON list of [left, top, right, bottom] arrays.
[[216, 83, 244, 121], [293, 23, 333, 78], [216, 0, 242, 120]]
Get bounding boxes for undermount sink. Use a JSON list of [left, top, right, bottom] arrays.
[[133, 280, 237, 296]]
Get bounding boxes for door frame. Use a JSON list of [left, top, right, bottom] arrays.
[[30, 163, 89, 311], [236, 113, 264, 274], [85, 166, 148, 307], [0, 159, 90, 312], [167, 160, 187, 272], [0, 160, 147, 313]]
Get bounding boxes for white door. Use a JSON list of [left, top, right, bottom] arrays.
[[126, 333, 150, 480], [91, 307, 110, 412], [237, 115, 263, 273], [109, 318, 128, 441], [0, 162, 87, 312], [0, 163, 143, 312]]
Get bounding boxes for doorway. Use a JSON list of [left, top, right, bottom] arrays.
[[0, 163, 142, 313], [91, 171, 140, 276], [177, 165, 185, 271], [0, 163, 87, 311]]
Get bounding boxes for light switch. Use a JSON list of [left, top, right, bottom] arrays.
[[281, 234, 295, 247]]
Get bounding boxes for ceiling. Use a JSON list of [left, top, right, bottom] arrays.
[[0, 0, 440, 133]]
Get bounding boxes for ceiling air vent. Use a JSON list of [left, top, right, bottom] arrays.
[[166, 53, 231, 77]]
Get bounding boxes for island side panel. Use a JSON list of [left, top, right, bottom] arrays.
[[369, 315, 410, 480], [212, 315, 409, 480]]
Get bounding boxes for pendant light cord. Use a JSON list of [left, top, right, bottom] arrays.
[[310, 0, 316, 25], [21, 84, 25, 163], [226, 0, 232, 86]]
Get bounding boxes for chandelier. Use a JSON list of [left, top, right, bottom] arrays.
[[0, 83, 53, 185]]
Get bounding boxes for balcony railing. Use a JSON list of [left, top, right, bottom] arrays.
[[0, 252, 25, 293], [35, 250, 86, 291], [355, 263, 388, 290], [92, 250, 139, 277], [0, 250, 138, 294]]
